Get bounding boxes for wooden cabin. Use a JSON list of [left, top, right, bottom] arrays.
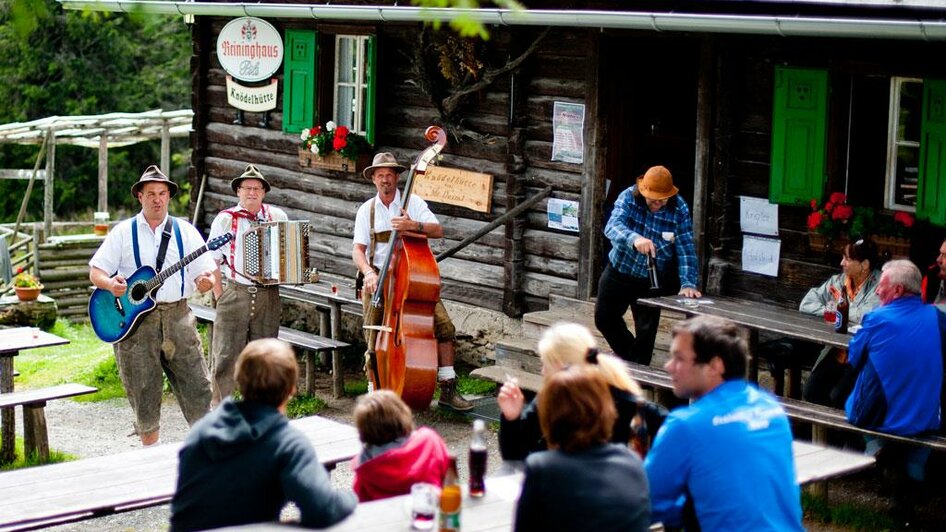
[[62, 0, 946, 342]]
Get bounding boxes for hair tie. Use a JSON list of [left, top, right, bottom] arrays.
[[585, 348, 599, 365]]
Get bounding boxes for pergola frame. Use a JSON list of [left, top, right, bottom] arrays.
[[0, 109, 193, 237]]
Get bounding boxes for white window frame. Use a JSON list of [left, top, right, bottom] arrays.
[[333, 35, 370, 135], [884, 77, 922, 212]]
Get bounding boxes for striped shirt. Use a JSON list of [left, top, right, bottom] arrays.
[[604, 186, 699, 289]]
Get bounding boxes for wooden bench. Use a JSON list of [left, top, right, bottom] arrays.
[[0, 415, 360, 531], [188, 303, 349, 396], [0, 383, 97, 463]]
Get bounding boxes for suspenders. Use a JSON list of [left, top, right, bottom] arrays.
[[130, 217, 186, 296]]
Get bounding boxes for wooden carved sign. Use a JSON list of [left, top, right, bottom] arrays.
[[412, 166, 493, 213]]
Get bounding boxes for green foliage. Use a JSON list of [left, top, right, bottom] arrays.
[[0, 1, 192, 223], [802, 491, 894, 529], [286, 393, 327, 419], [344, 379, 369, 397], [78, 356, 127, 402], [457, 374, 496, 396], [0, 436, 75, 471], [411, 0, 525, 40]]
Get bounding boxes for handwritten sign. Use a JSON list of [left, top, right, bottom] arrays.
[[740, 196, 779, 236], [413, 166, 493, 213], [742, 235, 781, 277]]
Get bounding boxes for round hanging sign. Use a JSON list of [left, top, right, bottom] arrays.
[[216, 17, 283, 83]]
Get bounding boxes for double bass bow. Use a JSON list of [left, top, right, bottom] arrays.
[[369, 126, 447, 409]]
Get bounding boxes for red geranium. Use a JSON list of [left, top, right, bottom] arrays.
[[831, 204, 853, 222], [299, 121, 370, 161], [894, 211, 914, 228]]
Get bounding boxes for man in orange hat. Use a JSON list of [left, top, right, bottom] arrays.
[[89, 165, 216, 446], [595, 165, 701, 364], [206, 164, 289, 405], [352, 152, 473, 411]]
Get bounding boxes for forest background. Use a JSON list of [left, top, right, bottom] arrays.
[[0, 0, 193, 223]]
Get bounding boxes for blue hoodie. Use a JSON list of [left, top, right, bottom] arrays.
[[170, 399, 356, 531]]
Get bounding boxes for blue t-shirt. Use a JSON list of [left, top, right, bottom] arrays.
[[644, 380, 803, 531]]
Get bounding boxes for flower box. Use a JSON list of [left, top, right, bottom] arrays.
[[298, 149, 370, 173], [808, 232, 849, 255], [872, 234, 911, 260]]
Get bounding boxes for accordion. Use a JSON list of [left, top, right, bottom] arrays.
[[241, 220, 319, 285]]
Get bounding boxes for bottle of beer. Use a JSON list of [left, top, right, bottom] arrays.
[[647, 253, 660, 290], [468, 419, 487, 498], [439, 456, 461, 532], [834, 291, 849, 334]]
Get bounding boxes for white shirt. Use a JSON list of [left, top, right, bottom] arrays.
[[207, 203, 289, 284], [89, 212, 216, 302], [353, 190, 438, 270]]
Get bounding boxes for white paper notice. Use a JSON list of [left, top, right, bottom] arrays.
[[742, 235, 781, 277], [547, 198, 580, 232], [740, 196, 779, 236], [551, 101, 585, 164]]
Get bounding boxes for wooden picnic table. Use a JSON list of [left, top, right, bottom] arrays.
[[0, 327, 69, 464], [0, 414, 361, 531], [639, 295, 853, 395], [218, 442, 873, 531]]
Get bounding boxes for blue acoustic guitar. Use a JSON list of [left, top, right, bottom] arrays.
[[89, 233, 233, 344]]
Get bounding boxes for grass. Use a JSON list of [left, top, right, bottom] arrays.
[[0, 437, 76, 471], [802, 491, 894, 529], [14, 319, 122, 401], [286, 393, 327, 419]]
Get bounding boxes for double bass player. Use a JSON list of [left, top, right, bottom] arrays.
[[352, 151, 473, 411]]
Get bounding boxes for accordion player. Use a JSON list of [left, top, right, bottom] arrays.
[[241, 220, 319, 285]]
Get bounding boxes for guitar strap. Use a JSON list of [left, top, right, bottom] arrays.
[[130, 217, 186, 297]]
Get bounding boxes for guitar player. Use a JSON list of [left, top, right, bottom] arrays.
[[89, 165, 217, 447]]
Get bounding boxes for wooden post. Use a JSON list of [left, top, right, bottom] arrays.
[[161, 121, 171, 177], [0, 356, 15, 464], [22, 403, 49, 463], [98, 134, 108, 212], [44, 131, 55, 240], [330, 302, 344, 398], [692, 37, 714, 280], [578, 29, 605, 300]]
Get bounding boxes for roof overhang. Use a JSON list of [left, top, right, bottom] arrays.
[[57, 1, 946, 42]]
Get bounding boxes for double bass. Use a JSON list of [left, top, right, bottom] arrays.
[[369, 126, 447, 409]]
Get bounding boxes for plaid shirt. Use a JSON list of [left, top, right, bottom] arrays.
[[604, 186, 699, 289]]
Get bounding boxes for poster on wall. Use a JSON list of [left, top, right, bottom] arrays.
[[742, 235, 781, 277], [551, 101, 585, 164], [547, 198, 580, 232]]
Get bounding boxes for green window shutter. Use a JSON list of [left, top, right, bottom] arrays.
[[769, 67, 829, 205], [364, 35, 378, 145], [282, 29, 318, 134], [917, 79, 946, 227]]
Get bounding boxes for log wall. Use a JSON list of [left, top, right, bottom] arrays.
[[191, 19, 591, 315]]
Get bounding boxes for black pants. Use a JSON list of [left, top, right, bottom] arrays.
[[594, 263, 677, 365]]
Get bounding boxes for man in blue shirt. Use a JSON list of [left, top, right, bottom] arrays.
[[595, 166, 700, 364], [845, 259, 944, 484], [645, 316, 803, 531]]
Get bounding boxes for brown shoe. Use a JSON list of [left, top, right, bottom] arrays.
[[438, 378, 474, 411]]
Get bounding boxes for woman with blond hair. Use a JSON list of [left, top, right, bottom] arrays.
[[497, 322, 665, 460]]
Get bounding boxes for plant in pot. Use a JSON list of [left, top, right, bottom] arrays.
[[12, 269, 43, 301], [807, 192, 856, 253], [872, 210, 914, 259], [298, 121, 372, 172]]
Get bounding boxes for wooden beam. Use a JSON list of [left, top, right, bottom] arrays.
[[0, 170, 47, 180], [578, 29, 604, 300], [98, 134, 108, 212], [160, 121, 171, 177], [44, 132, 55, 240], [692, 36, 714, 288]]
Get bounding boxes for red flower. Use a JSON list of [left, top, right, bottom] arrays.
[[831, 204, 853, 222], [335, 125, 349, 138], [829, 192, 847, 205], [333, 135, 348, 151], [810, 199, 818, 211], [894, 211, 915, 228], [824, 202, 834, 213], [807, 211, 823, 231], [310, 126, 321, 136]]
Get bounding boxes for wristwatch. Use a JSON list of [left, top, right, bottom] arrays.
[[416, 221, 423, 232]]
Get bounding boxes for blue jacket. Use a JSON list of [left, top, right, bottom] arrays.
[[644, 380, 802, 531], [845, 296, 945, 435]]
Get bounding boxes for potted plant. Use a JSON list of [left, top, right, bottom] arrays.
[[872, 211, 914, 259], [12, 269, 43, 302], [298, 121, 372, 172], [807, 192, 860, 253]]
